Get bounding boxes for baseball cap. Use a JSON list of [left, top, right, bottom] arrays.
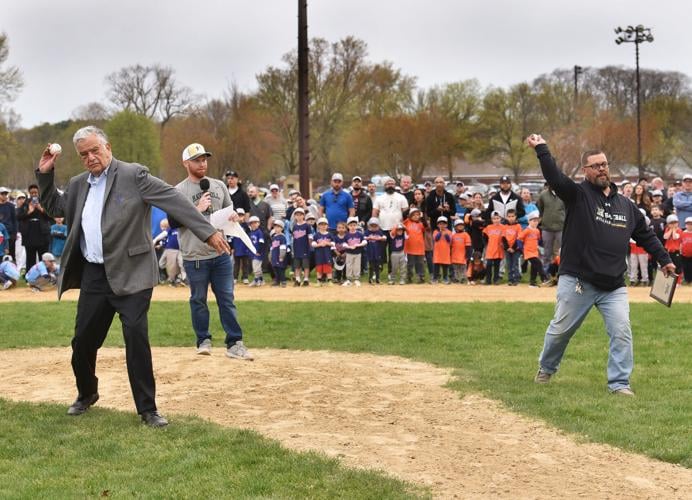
[[500, 175, 511, 183], [424, 181, 431, 187], [331, 173, 343, 182], [352, 175, 362, 182], [273, 220, 285, 228], [248, 215, 260, 223], [41, 252, 56, 262], [470, 208, 482, 217], [437, 216, 448, 223], [396, 223, 406, 230], [288, 189, 300, 196], [182, 143, 212, 161], [683, 173, 692, 181], [2, 255, 13, 262], [317, 217, 329, 225], [293, 207, 305, 214], [491, 211, 502, 218], [527, 210, 540, 220], [306, 213, 316, 220], [666, 214, 678, 223], [650, 189, 663, 197], [269, 183, 279, 191], [15, 191, 26, 199], [409, 207, 420, 215], [685, 216, 692, 224], [347, 216, 359, 224], [0, 187, 9, 194], [456, 181, 465, 187], [367, 217, 380, 226], [225, 170, 238, 178], [454, 219, 465, 226], [235, 208, 245, 215]]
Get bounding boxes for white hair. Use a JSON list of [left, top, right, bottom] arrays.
[[73, 126, 109, 147]]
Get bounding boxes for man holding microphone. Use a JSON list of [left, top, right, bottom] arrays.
[[174, 143, 253, 360]]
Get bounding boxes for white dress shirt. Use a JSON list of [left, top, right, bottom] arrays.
[[80, 166, 110, 263]]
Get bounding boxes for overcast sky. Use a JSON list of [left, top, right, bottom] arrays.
[[3, 0, 690, 128]]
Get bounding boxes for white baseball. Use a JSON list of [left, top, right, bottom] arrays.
[[49, 143, 62, 155]]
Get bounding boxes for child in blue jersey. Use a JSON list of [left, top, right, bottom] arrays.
[[311, 217, 334, 285], [26, 252, 60, 292], [388, 223, 407, 285], [49, 217, 68, 264], [232, 208, 252, 284], [270, 220, 288, 287], [248, 215, 266, 287], [0, 255, 20, 290], [332, 221, 349, 284], [343, 217, 367, 286], [290, 208, 313, 286], [364, 217, 386, 284]]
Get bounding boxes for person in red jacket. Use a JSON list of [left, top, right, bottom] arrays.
[[682, 217, 692, 284], [663, 214, 683, 282]]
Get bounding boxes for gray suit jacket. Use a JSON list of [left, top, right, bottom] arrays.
[[38, 158, 217, 298]]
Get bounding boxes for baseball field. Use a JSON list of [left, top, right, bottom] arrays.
[[0, 284, 690, 498]]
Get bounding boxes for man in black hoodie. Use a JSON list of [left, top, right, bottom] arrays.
[[527, 134, 675, 396]]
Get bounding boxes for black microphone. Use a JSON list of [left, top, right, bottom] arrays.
[[199, 178, 212, 214]]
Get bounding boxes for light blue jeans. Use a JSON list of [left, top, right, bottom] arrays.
[[538, 274, 632, 391]]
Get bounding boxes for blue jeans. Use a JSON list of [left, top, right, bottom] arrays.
[[183, 254, 243, 347], [538, 274, 632, 391], [505, 251, 521, 283]]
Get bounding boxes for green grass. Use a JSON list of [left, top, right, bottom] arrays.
[[0, 299, 690, 497], [0, 399, 424, 499]]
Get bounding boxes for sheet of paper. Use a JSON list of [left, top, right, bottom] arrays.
[[210, 207, 257, 255], [491, 199, 517, 218]]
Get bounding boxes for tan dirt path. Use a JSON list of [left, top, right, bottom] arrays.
[[0, 347, 690, 499], [1, 281, 691, 303]]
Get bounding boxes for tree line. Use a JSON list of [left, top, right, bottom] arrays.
[[1, 34, 692, 189]]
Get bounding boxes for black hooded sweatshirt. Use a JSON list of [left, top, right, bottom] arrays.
[[535, 144, 672, 290]]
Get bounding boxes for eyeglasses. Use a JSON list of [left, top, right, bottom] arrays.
[[584, 161, 609, 170]]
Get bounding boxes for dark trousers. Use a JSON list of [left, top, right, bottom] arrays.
[[682, 256, 692, 284], [72, 262, 156, 414], [528, 257, 548, 284], [485, 258, 502, 284], [24, 243, 48, 272]]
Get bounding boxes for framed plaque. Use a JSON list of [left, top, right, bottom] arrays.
[[649, 271, 678, 307]]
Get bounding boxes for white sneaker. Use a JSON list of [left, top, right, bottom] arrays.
[[354, 280, 361, 287], [342, 280, 352, 287], [226, 340, 254, 361], [197, 338, 212, 355], [2, 281, 13, 290]]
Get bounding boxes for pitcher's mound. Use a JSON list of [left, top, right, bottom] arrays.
[[0, 347, 689, 498]]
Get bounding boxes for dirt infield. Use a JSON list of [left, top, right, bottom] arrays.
[[1, 281, 691, 303], [0, 347, 690, 499], [1, 285, 691, 498]]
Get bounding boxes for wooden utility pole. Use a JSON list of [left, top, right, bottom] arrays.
[[298, 0, 310, 197]]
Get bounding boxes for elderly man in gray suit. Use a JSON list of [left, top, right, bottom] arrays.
[[37, 126, 229, 427]]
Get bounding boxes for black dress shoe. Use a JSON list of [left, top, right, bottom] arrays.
[[67, 393, 99, 416], [141, 411, 168, 428]]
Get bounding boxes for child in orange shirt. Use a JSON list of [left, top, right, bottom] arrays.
[[432, 216, 452, 284], [518, 211, 549, 287], [501, 209, 522, 286], [663, 214, 683, 282], [404, 208, 426, 283], [482, 211, 505, 285], [451, 219, 472, 284]]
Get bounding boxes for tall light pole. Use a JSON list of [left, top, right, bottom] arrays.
[[615, 25, 654, 180], [297, 0, 310, 198]]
